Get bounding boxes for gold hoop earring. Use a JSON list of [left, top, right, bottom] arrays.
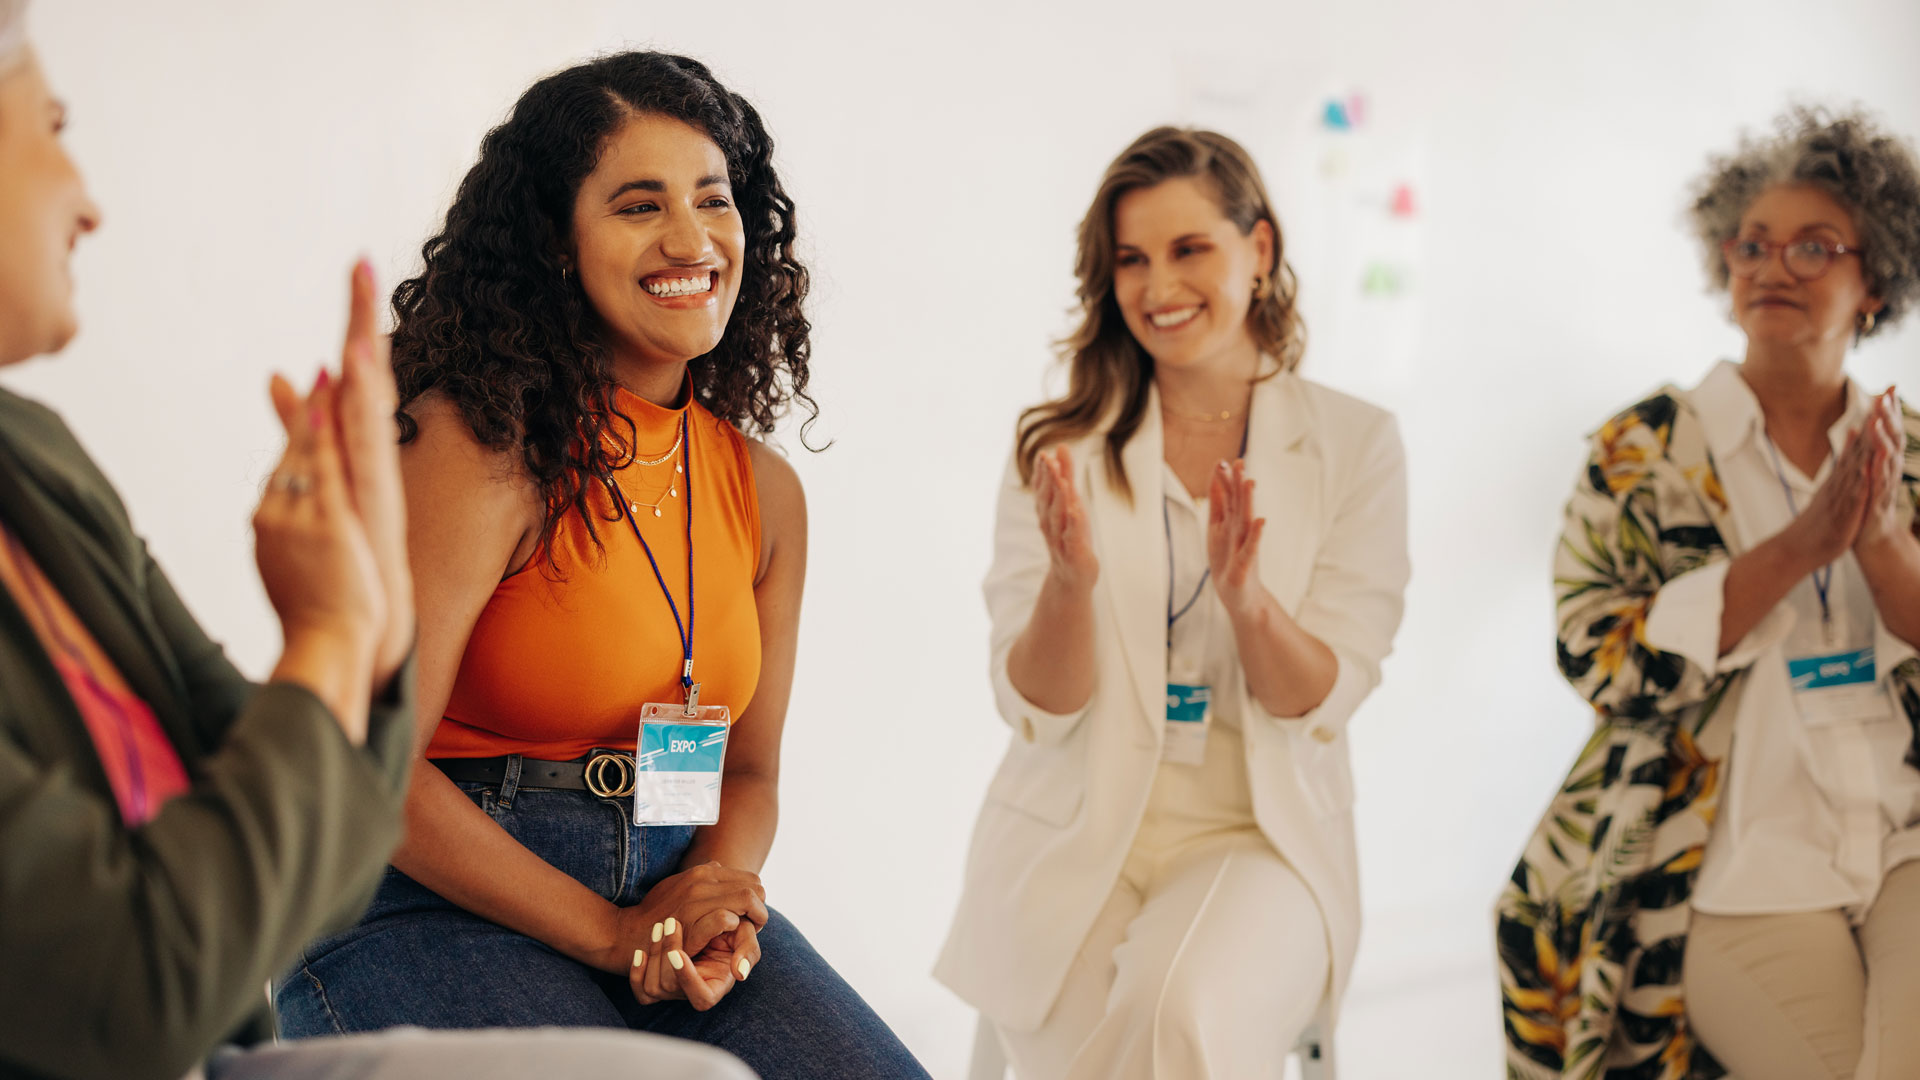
[[561, 265, 573, 282], [1252, 273, 1272, 300], [1858, 310, 1877, 335]]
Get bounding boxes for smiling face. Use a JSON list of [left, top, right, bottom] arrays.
[[570, 111, 744, 380], [1729, 183, 1881, 352], [0, 49, 101, 365], [1110, 176, 1272, 376]]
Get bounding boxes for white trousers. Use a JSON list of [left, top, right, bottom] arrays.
[[997, 828, 1328, 1080], [1684, 858, 1920, 1080]]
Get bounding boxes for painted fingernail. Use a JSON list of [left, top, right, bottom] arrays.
[[315, 369, 332, 391], [651, 922, 663, 943], [736, 957, 751, 980], [667, 950, 685, 971], [664, 917, 677, 935], [632, 948, 645, 968]]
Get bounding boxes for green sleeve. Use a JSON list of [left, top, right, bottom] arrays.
[[0, 558, 415, 1080]]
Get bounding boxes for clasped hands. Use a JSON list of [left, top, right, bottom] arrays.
[[611, 861, 768, 1012], [1785, 387, 1914, 569]]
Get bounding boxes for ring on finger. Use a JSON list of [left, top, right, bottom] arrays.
[[272, 473, 315, 496]]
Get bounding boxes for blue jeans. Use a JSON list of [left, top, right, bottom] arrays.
[[275, 776, 928, 1080]]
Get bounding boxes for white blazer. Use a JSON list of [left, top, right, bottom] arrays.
[[934, 371, 1410, 1034]]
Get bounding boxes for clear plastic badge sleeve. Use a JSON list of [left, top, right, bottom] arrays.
[[633, 702, 732, 827]]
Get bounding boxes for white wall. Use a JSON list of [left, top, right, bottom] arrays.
[[10, 1, 1920, 1075]]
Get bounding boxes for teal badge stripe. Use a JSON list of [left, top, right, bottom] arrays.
[[638, 722, 728, 772], [1165, 683, 1210, 724], [1789, 647, 1877, 691]]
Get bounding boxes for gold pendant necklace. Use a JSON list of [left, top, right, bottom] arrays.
[[626, 478, 678, 518], [609, 437, 686, 518]]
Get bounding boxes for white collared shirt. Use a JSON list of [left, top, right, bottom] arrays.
[[1143, 462, 1256, 839], [1645, 360, 1920, 921]]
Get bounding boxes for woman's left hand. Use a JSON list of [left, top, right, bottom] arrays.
[[1208, 458, 1269, 618], [1855, 388, 1914, 556]]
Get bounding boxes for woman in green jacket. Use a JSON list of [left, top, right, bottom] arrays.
[[0, 4, 750, 1078]]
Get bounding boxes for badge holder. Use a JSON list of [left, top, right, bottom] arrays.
[[633, 683, 732, 827], [1788, 646, 1886, 727]]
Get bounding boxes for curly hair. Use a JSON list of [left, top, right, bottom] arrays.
[[1689, 104, 1920, 336], [1016, 126, 1304, 497], [391, 50, 813, 559]]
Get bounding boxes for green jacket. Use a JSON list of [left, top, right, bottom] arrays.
[[0, 386, 415, 1080]]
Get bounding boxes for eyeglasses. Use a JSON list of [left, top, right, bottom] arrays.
[[1722, 238, 1864, 282]]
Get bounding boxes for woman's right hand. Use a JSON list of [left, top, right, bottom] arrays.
[[255, 373, 385, 741], [331, 260, 414, 691], [1782, 421, 1877, 569], [1035, 446, 1098, 594]]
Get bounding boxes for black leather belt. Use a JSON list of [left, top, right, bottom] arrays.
[[432, 751, 637, 797]]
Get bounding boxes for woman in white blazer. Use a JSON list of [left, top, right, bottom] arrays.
[[935, 126, 1410, 1079]]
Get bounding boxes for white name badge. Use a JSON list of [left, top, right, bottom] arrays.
[[632, 701, 732, 827], [1163, 682, 1210, 766], [1788, 647, 1887, 727]]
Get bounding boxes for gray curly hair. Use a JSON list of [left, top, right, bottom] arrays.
[[1689, 105, 1920, 338], [0, 0, 25, 77]]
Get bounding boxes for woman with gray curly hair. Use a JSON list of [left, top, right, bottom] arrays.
[[1500, 106, 1920, 1080]]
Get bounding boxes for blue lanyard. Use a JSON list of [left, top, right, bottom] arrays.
[[610, 411, 698, 706], [1762, 434, 1833, 629], [1165, 423, 1250, 648]]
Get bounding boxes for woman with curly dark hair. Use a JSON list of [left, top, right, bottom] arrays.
[[272, 51, 927, 1079], [1500, 106, 1920, 1080]]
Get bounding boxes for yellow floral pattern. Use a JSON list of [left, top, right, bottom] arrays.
[[1500, 389, 1920, 1079]]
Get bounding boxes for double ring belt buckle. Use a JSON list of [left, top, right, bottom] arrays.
[[584, 751, 636, 798]]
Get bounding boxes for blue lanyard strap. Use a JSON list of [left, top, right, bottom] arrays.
[[1762, 434, 1832, 626], [1165, 423, 1251, 648], [610, 411, 696, 701]]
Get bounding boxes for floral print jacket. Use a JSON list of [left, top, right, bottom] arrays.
[[1499, 386, 1920, 1080]]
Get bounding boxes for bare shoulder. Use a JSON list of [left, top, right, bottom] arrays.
[[744, 437, 806, 523], [402, 393, 536, 494], [400, 392, 543, 558], [743, 436, 806, 584]]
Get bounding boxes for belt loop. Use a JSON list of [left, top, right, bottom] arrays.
[[497, 755, 524, 809]]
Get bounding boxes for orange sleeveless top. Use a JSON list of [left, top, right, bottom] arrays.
[[431, 386, 763, 761]]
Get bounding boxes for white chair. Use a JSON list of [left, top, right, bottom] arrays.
[[967, 1009, 1335, 1079]]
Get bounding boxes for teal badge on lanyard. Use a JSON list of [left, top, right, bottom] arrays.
[[1163, 682, 1210, 765], [611, 412, 733, 827], [1789, 647, 1876, 691], [633, 708, 729, 825], [1788, 645, 1886, 726]]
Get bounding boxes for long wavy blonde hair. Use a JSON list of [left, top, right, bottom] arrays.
[[1017, 126, 1305, 498]]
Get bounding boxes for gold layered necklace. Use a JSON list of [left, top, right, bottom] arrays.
[[610, 430, 686, 519], [1165, 405, 1237, 423]]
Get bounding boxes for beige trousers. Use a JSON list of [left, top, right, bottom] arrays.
[[996, 828, 1328, 1080], [1685, 859, 1920, 1079]]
